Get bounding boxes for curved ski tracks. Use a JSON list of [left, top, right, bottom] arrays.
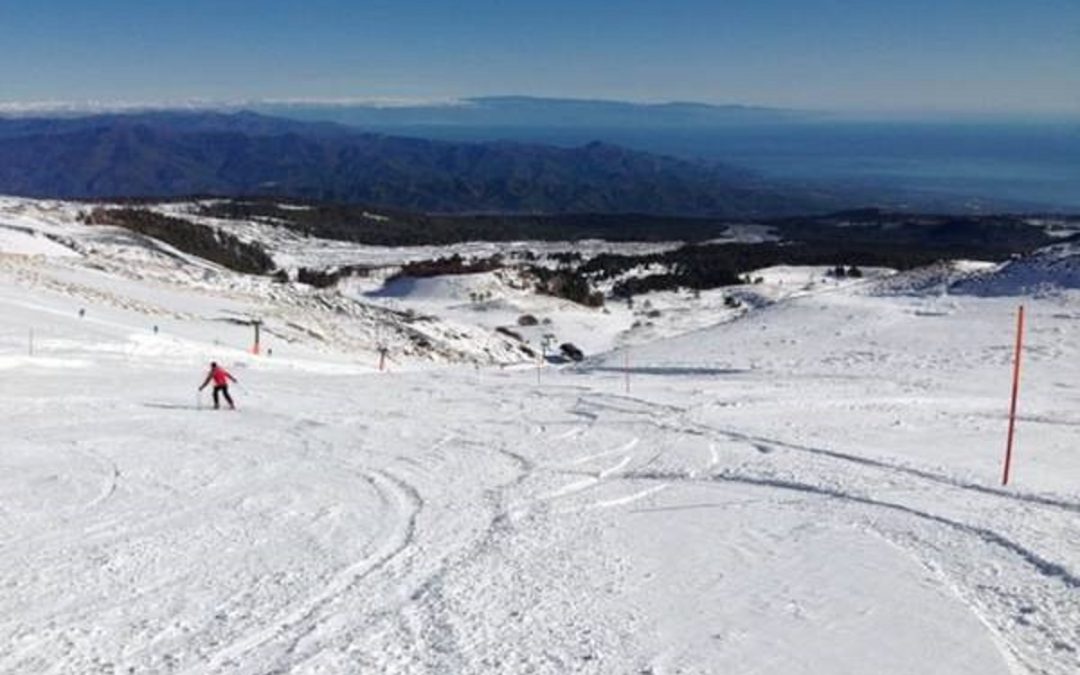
[[190, 468, 421, 674], [531, 392, 1080, 675]]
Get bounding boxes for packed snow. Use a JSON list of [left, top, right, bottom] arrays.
[[1, 197, 1078, 674]]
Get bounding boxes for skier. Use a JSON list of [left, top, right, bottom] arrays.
[[199, 361, 238, 410]]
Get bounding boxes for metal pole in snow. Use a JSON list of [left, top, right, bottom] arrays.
[[624, 348, 630, 394], [28, 328, 33, 357], [1001, 305, 1025, 486], [252, 320, 262, 355]]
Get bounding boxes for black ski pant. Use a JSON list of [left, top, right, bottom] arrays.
[[213, 385, 234, 409]]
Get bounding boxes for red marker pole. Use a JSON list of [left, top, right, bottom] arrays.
[[251, 321, 261, 355], [1001, 305, 1025, 486]]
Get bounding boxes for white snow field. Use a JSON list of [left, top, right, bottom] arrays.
[[1, 200, 1079, 674]]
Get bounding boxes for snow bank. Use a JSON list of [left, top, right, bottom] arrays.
[[952, 243, 1080, 297], [0, 225, 79, 257]]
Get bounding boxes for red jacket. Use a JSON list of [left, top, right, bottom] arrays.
[[213, 366, 233, 386], [203, 365, 235, 388]]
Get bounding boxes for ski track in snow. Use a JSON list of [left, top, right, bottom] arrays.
[[521, 391, 1080, 674], [6, 359, 1075, 674], [194, 469, 422, 673]]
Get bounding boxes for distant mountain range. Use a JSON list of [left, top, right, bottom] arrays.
[[249, 96, 812, 129], [2, 96, 1075, 213], [246, 97, 1078, 213], [0, 96, 810, 128], [0, 111, 845, 217]]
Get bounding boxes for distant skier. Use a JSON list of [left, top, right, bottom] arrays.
[[199, 361, 237, 410]]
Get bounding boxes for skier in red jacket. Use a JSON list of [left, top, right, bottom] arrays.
[[199, 361, 237, 410]]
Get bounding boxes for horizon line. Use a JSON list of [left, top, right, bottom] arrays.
[[0, 95, 1076, 121]]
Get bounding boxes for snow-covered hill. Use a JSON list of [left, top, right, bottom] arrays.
[[2, 197, 846, 362], [0, 197, 537, 368], [953, 242, 1080, 297], [2, 196, 1078, 674]]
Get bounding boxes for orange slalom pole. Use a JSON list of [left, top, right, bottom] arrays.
[[251, 321, 261, 355], [1001, 305, 1025, 486]]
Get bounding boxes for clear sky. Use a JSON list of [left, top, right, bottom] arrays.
[[1, 0, 1077, 115]]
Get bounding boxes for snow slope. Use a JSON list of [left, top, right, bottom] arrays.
[[0, 199, 536, 368], [1, 197, 1078, 674], [953, 243, 1080, 297]]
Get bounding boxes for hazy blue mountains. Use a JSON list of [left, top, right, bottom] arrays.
[[0, 111, 842, 216]]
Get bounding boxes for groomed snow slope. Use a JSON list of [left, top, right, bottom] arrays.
[[2, 207, 1079, 673]]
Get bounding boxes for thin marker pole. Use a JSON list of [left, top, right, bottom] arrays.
[[624, 348, 630, 394], [252, 320, 261, 355], [1002, 305, 1025, 486], [28, 328, 34, 357]]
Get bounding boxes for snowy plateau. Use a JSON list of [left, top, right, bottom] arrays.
[[1, 197, 1078, 674]]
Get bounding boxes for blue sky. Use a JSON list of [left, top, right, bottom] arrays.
[[1, 0, 1076, 114]]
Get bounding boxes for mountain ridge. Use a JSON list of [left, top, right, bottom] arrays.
[[0, 111, 844, 217]]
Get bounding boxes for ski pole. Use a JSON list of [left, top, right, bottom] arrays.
[[235, 380, 259, 401]]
